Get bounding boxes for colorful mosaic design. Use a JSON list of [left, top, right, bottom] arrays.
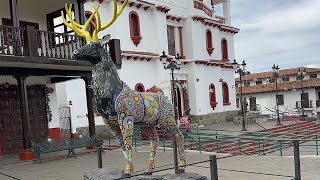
[[101, 83, 186, 175]]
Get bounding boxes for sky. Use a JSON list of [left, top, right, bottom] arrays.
[[227, 0, 320, 73]]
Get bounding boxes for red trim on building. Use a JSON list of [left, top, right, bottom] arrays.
[[129, 11, 142, 46], [167, 15, 182, 22], [71, 133, 77, 140], [209, 83, 217, 109], [193, 0, 213, 17], [221, 38, 229, 61], [48, 128, 61, 141], [206, 29, 214, 56], [192, 16, 239, 35], [156, 6, 170, 13], [222, 82, 230, 106], [178, 27, 185, 59], [135, 83, 145, 92]]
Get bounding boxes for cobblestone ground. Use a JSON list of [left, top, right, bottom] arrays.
[[0, 147, 319, 180]]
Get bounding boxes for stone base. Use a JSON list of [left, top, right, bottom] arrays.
[[19, 151, 35, 161], [190, 110, 238, 126], [84, 169, 207, 180]]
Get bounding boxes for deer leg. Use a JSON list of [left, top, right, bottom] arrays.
[[175, 129, 186, 173], [144, 127, 159, 175], [118, 115, 135, 177]]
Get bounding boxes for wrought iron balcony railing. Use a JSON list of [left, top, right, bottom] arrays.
[[296, 100, 313, 109]]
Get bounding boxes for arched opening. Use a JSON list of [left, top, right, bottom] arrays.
[[135, 83, 145, 92], [206, 29, 214, 56], [85, 11, 97, 36], [209, 83, 217, 109], [222, 82, 230, 105], [129, 11, 142, 46], [221, 38, 229, 61]]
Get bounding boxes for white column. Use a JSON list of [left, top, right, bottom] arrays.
[[223, 0, 231, 25]]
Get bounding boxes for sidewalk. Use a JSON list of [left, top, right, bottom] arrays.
[[0, 147, 319, 180]]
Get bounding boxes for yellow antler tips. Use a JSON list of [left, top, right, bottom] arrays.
[[61, 1, 128, 43]]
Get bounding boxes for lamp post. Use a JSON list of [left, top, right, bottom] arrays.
[[297, 68, 307, 120], [232, 59, 247, 131], [161, 51, 181, 174], [272, 64, 282, 126]]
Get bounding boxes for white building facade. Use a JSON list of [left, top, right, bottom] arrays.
[[236, 67, 320, 118], [49, 0, 240, 136]]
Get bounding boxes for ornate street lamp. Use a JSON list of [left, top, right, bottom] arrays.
[[232, 59, 248, 131], [161, 50, 181, 174], [272, 64, 282, 126], [297, 68, 307, 120]]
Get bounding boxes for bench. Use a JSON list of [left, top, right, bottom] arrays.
[[32, 135, 103, 163]]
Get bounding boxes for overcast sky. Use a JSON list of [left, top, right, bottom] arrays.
[[229, 0, 320, 73]]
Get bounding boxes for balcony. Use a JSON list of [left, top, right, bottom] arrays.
[[296, 100, 313, 109], [0, 25, 85, 60]]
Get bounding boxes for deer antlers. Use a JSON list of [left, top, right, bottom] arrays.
[[61, 0, 128, 43]]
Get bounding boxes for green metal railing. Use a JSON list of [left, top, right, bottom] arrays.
[[132, 127, 320, 157]]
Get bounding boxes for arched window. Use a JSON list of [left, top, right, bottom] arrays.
[[206, 29, 214, 56], [209, 84, 217, 109], [221, 38, 229, 61], [85, 11, 97, 35], [129, 11, 142, 46], [135, 83, 145, 92], [222, 82, 230, 105]]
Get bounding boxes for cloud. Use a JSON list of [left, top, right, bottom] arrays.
[[231, 0, 320, 72]]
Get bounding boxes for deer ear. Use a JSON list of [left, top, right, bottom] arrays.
[[99, 34, 111, 47]]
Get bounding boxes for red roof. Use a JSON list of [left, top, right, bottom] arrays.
[[236, 78, 320, 95], [235, 67, 320, 82]]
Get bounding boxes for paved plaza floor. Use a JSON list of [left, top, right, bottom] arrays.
[[0, 146, 319, 180]]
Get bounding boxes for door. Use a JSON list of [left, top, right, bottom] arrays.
[[301, 93, 309, 108], [249, 97, 257, 111], [28, 87, 49, 143], [0, 87, 24, 154]]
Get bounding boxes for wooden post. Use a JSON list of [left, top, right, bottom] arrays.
[[82, 77, 96, 136], [9, 0, 22, 55], [25, 26, 38, 57], [15, 76, 31, 149], [76, 0, 85, 24]]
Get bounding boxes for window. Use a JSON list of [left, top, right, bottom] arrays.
[[282, 77, 289, 82], [276, 95, 284, 105], [85, 11, 97, 35], [206, 29, 214, 56], [236, 98, 239, 108], [222, 82, 230, 105], [209, 84, 217, 109], [235, 83, 238, 88], [301, 93, 309, 108], [135, 83, 145, 92], [129, 11, 142, 46], [296, 76, 303, 81], [269, 78, 276, 83], [47, 7, 74, 35], [221, 38, 228, 61], [244, 82, 250, 87], [249, 97, 257, 111], [255, 79, 262, 85], [167, 26, 176, 56], [310, 74, 317, 79]]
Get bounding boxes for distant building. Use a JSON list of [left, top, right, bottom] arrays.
[[236, 67, 320, 117]]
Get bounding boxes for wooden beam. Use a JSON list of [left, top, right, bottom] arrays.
[[82, 77, 95, 137], [9, 0, 22, 55], [0, 67, 92, 77], [15, 76, 32, 150], [76, 0, 85, 25]]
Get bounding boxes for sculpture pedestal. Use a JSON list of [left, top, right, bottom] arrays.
[[84, 169, 207, 180]]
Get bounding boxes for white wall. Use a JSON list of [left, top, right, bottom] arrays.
[[242, 88, 318, 115]]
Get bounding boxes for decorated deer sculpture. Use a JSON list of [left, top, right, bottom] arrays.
[[62, 1, 186, 177]]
